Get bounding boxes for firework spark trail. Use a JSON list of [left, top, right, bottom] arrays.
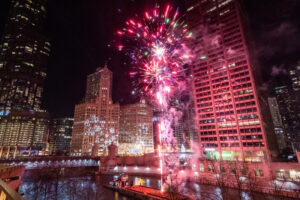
[[117, 4, 192, 191]]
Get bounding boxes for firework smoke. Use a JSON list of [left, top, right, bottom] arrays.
[[117, 4, 193, 192]]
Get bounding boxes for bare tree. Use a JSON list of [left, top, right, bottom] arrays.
[[246, 169, 259, 200], [183, 178, 222, 200], [208, 159, 230, 200], [168, 174, 181, 200], [229, 161, 246, 200], [269, 174, 287, 200], [22, 168, 60, 200], [21, 163, 106, 200]]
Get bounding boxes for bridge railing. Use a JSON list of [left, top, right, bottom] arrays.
[[0, 179, 24, 200], [0, 157, 99, 170], [0, 156, 100, 162]]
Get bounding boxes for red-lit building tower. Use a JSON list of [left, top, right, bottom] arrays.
[[186, 0, 277, 161]]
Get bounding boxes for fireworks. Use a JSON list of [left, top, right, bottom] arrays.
[[117, 4, 192, 192], [116, 4, 192, 107]]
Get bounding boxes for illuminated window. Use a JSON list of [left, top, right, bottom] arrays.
[[208, 164, 214, 172], [218, 165, 226, 173], [44, 46, 50, 51], [220, 9, 230, 16], [207, 6, 216, 13], [23, 62, 34, 67], [254, 168, 263, 177], [219, 0, 233, 7], [229, 166, 236, 174], [238, 120, 260, 126], [25, 46, 33, 53]]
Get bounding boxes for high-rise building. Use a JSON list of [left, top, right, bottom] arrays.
[[289, 61, 300, 121], [288, 61, 300, 151], [49, 118, 73, 155], [274, 86, 300, 151], [152, 108, 162, 150], [119, 98, 154, 155], [267, 97, 286, 152], [170, 92, 197, 152], [70, 65, 119, 156], [289, 61, 300, 93], [186, 0, 277, 161], [0, 0, 50, 157]]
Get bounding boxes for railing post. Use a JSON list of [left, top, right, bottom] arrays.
[[0, 146, 3, 159], [0, 179, 24, 200], [13, 147, 17, 159], [6, 147, 10, 160]]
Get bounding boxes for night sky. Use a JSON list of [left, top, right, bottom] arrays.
[[0, 0, 299, 118]]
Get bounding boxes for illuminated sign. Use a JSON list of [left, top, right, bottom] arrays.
[[274, 86, 286, 90]]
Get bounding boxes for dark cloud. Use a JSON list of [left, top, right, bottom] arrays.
[[245, 0, 300, 92], [256, 21, 300, 58]]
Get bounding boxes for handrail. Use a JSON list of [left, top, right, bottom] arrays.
[[0, 179, 24, 200]]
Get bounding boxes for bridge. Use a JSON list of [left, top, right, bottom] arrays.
[[0, 165, 25, 200], [0, 156, 100, 169]]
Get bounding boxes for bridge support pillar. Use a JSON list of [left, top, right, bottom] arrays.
[[6, 146, 10, 159], [0, 146, 3, 159], [13, 146, 17, 159]]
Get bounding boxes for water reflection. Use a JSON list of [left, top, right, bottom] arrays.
[[19, 170, 294, 200]]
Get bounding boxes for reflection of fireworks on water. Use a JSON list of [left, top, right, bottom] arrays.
[[84, 115, 118, 149], [117, 4, 192, 191]]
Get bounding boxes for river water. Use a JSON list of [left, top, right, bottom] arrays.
[[18, 168, 293, 200]]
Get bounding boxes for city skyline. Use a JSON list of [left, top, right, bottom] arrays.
[[0, 0, 298, 158], [0, 0, 299, 118], [0, 1, 300, 199]]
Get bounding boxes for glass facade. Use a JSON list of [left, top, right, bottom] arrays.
[[0, 0, 50, 154], [187, 0, 273, 161], [49, 118, 74, 155], [119, 99, 154, 155], [275, 86, 300, 151]]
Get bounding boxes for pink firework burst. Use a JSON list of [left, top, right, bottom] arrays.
[[117, 4, 193, 192], [116, 4, 192, 107]]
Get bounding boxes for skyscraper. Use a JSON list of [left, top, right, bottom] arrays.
[[0, 0, 50, 157], [119, 98, 154, 155], [170, 90, 197, 151], [186, 0, 277, 161], [70, 65, 119, 156], [49, 118, 73, 155], [289, 61, 300, 93], [274, 86, 300, 152], [289, 61, 300, 122], [267, 97, 286, 152]]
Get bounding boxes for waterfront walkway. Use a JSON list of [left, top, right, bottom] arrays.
[[101, 166, 161, 177], [124, 185, 190, 200]]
